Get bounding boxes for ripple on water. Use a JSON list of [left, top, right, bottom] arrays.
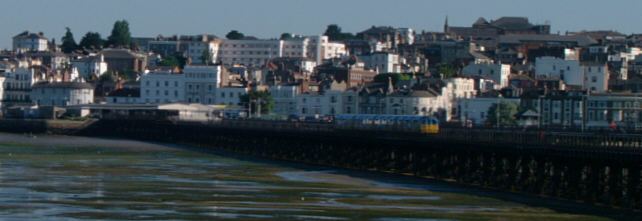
[[366, 195, 441, 201], [204, 212, 273, 219], [372, 219, 456, 221], [290, 215, 349, 220]]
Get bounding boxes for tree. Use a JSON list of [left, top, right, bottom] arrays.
[[106, 20, 132, 48], [486, 101, 519, 127], [159, 52, 187, 69], [79, 32, 104, 49], [201, 49, 212, 65], [324, 24, 342, 41], [240, 91, 274, 116], [323, 24, 356, 41], [373, 73, 413, 85], [437, 64, 457, 79], [61, 27, 78, 53], [280, 33, 293, 40], [226, 30, 245, 40]]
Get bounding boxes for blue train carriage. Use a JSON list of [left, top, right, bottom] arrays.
[[335, 114, 439, 134]]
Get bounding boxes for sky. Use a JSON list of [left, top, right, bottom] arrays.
[[1, 0, 642, 49]]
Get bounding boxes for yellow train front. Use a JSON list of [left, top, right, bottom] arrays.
[[334, 114, 439, 134]]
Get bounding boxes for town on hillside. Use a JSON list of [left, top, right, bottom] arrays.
[[2, 17, 641, 131]]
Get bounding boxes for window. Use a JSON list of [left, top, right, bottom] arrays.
[[591, 76, 597, 83]]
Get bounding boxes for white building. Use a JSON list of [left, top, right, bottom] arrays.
[[216, 36, 346, 67], [140, 71, 185, 104], [583, 63, 609, 93], [380, 77, 475, 121], [3, 67, 37, 106], [13, 31, 49, 52], [358, 52, 401, 73], [0, 75, 5, 109], [31, 82, 94, 107], [535, 56, 583, 86], [462, 63, 511, 89], [535, 57, 609, 92], [218, 38, 281, 67], [214, 87, 248, 106], [458, 97, 521, 126], [185, 39, 221, 65], [397, 28, 415, 45], [297, 90, 345, 116], [71, 55, 108, 80], [586, 93, 642, 129], [270, 85, 300, 115], [183, 65, 223, 104]]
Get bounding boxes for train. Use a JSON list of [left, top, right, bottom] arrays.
[[334, 114, 439, 134]]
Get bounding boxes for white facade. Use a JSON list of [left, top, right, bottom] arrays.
[[583, 64, 609, 93], [535, 57, 609, 92], [458, 97, 521, 126], [3, 68, 37, 105], [141, 65, 224, 104], [358, 52, 401, 73], [214, 87, 248, 106], [185, 40, 221, 64], [270, 85, 299, 115], [0, 76, 5, 109], [586, 94, 642, 129], [535, 56, 583, 86], [140, 71, 185, 104], [13, 32, 49, 52], [31, 82, 94, 107], [385, 91, 449, 117], [215, 36, 346, 67], [462, 63, 510, 88], [297, 90, 345, 116], [71, 55, 108, 80], [183, 65, 222, 104], [381, 78, 475, 120]]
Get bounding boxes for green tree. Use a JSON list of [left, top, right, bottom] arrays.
[[106, 20, 132, 48], [61, 27, 78, 53], [280, 33, 293, 40], [437, 64, 457, 79], [159, 53, 187, 69], [373, 73, 413, 85], [323, 24, 356, 41], [486, 101, 519, 127], [79, 32, 104, 49], [324, 24, 342, 41], [240, 91, 274, 116], [201, 49, 212, 65], [226, 30, 245, 40]]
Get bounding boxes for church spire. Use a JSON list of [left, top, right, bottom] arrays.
[[444, 15, 449, 33]]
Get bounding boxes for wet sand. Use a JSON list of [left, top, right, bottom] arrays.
[[0, 132, 628, 221]]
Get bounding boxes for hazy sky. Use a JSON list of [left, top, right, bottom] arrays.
[[1, 0, 641, 49]]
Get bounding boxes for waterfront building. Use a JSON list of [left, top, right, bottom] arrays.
[[270, 85, 300, 115], [31, 81, 94, 107], [140, 70, 185, 104]]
